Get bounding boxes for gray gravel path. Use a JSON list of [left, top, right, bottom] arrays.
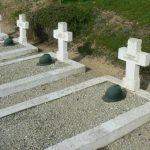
[[0, 58, 68, 84], [0, 43, 24, 52], [0, 82, 148, 150]]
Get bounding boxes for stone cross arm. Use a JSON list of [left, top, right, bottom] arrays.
[[17, 20, 29, 29], [17, 14, 29, 29], [118, 47, 150, 67], [53, 29, 73, 42]]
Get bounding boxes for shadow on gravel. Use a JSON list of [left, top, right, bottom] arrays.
[[72, 54, 91, 72], [72, 54, 85, 62], [97, 146, 109, 150]]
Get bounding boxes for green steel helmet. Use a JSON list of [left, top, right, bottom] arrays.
[[37, 54, 53, 66], [102, 84, 126, 102], [4, 37, 14, 46]]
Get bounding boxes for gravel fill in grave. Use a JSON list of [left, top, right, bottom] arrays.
[[0, 72, 94, 109], [0, 82, 148, 150], [0, 43, 25, 52], [0, 57, 68, 84]]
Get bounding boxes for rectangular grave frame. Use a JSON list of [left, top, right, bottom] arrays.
[[0, 38, 38, 61], [46, 76, 150, 150], [0, 52, 85, 97], [0, 76, 150, 150]]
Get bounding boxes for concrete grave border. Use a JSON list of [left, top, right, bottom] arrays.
[[46, 101, 150, 150], [0, 52, 85, 97], [0, 51, 53, 67], [0, 38, 38, 61], [46, 76, 150, 150], [0, 75, 150, 150]]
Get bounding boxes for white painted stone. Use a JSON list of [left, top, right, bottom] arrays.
[[1, 75, 150, 119], [0, 52, 46, 67], [53, 22, 73, 62], [0, 76, 132, 118], [40, 74, 150, 150], [0, 43, 38, 61], [0, 14, 8, 42], [0, 76, 106, 118], [1, 75, 150, 150], [17, 14, 29, 45], [0, 14, 2, 34], [0, 52, 85, 97], [118, 38, 150, 91], [45, 102, 150, 150], [0, 38, 38, 61]]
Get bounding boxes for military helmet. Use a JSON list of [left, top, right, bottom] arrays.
[[103, 84, 126, 102], [4, 37, 14, 46], [37, 54, 53, 66]]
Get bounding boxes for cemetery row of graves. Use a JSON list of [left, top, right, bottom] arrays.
[[0, 13, 150, 150]]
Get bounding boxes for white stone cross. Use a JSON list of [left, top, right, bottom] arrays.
[[0, 14, 2, 34], [17, 14, 29, 45], [0, 14, 8, 42], [53, 22, 73, 61], [118, 38, 150, 91]]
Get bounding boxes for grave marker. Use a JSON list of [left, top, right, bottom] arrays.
[[0, 14, 2, 34], [0, 14, 8, 42], [118, 38, 150, 91], [17, 14, 29, 45], [53, 22, 73, 61]]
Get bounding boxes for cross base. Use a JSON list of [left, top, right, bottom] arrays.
[[122, 77, 140, 91], [56, 51, 68, 62], [18, 37, 27, 45]]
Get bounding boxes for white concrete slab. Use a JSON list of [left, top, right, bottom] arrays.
[[0, 52, 85, 97], [46, 101, 150, 150], [0, 42, 38, 61], [0, 77, 106, 118], [1, 75, 149, 149], [0, 52, 53, 67], [45, 76, 150, 150]]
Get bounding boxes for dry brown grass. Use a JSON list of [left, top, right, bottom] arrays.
[[0, 0, 54, 32]]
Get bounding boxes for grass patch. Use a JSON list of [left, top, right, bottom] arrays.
[[79, 30, 129, 64], [96, 32, 129, 52], [63, 0, 150, 25], [95, 0, 150, 25]]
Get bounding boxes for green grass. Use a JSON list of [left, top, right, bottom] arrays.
[[96, 32, 129, 52], [95, 0, 150, 25], [79, 30, 130, 64], [61, 0, 150, 62], [62, 0, 150, 62], [63, 0, 150, 25]]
